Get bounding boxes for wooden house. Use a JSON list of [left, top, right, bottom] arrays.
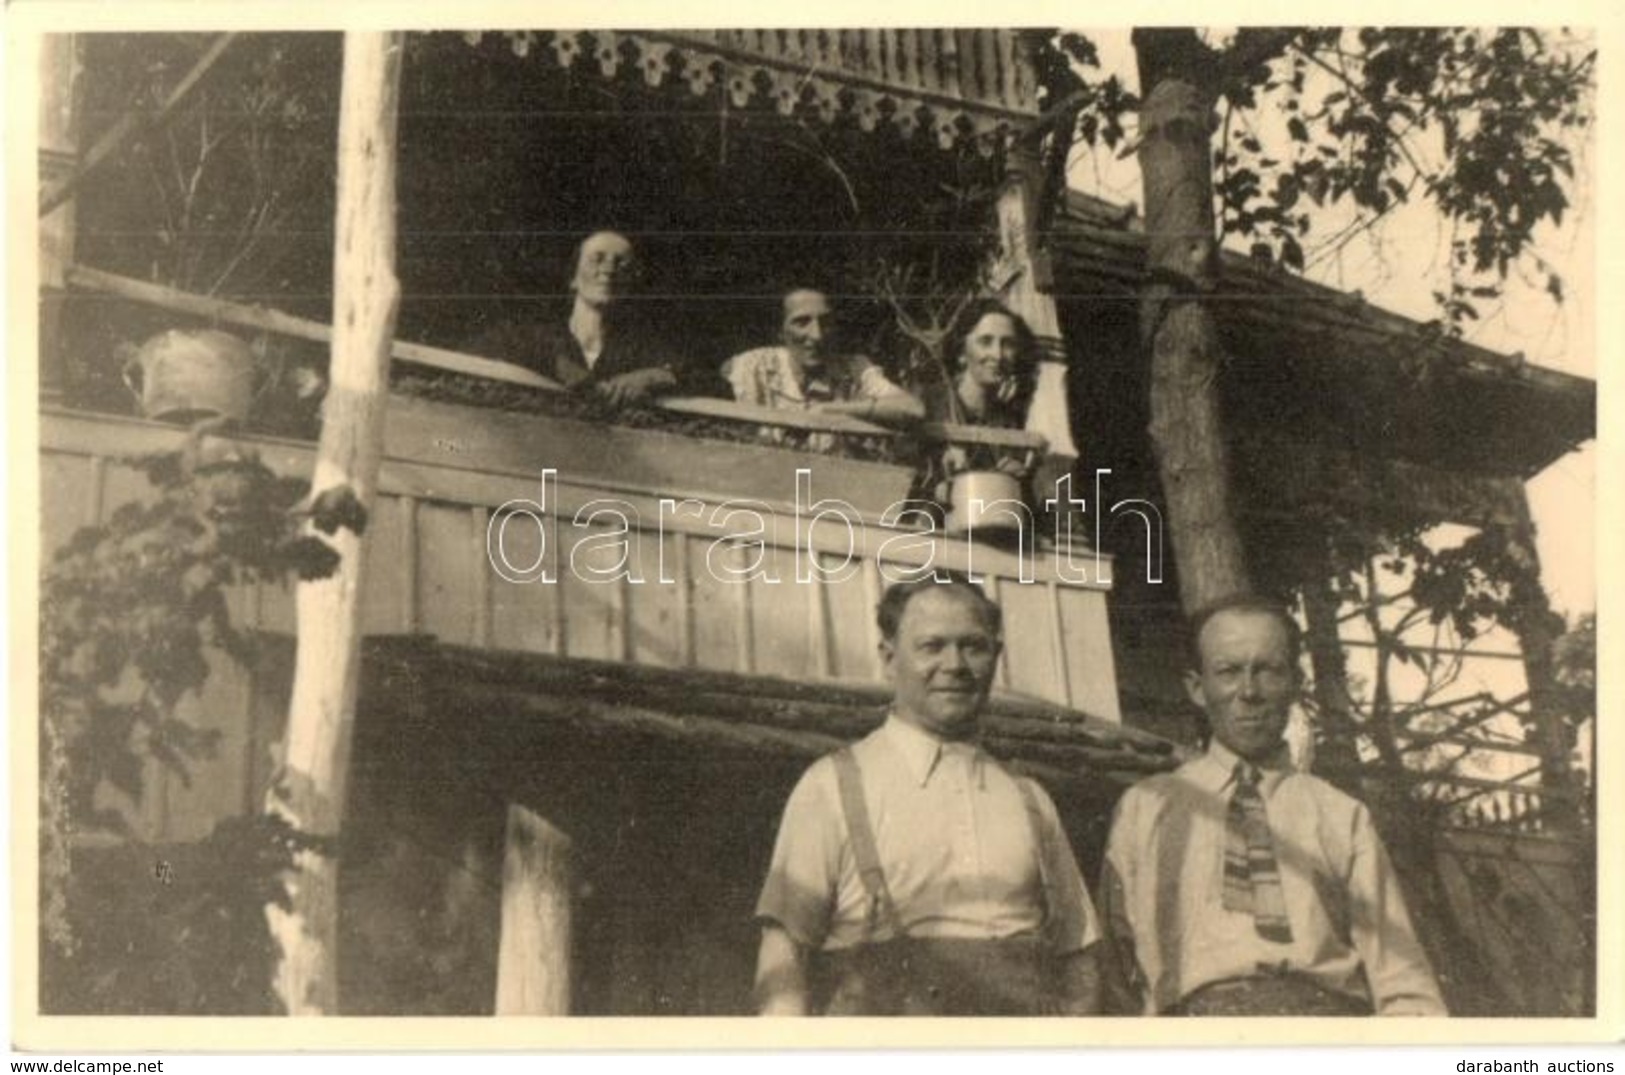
[[40, 29, 1182, 1017], [34, 28, 1594, 1017]]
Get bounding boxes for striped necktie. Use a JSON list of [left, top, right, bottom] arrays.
[[1222, 761, 1294, 944]]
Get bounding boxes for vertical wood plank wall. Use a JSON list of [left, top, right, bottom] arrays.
[[684, 30, 1037, 114], [40, 404, 1120, 843]]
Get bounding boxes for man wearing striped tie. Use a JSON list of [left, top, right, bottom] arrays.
[[1099, 596, 1447, 1016]]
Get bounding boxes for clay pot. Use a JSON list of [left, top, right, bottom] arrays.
[[122, 329, 264, 425]]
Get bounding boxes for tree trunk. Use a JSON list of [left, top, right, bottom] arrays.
[[265, 31, 404, 1016], [1299, 566, 1364, 788], [1132, 29, 1252, 613]]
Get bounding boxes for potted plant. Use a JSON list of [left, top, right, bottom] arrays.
[[76, 34, 337, 427]]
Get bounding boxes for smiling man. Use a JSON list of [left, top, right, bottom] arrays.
[[752, 575, 1103, 1015], [1100, 596, 1447, 1016]]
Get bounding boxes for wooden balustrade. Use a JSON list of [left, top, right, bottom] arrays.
[[46, 257, 1119, 849], [66, 264, 1052, 454], [41, 395, 1121, 844]]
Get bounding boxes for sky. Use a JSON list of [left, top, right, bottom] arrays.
[[1064, 29, 1597, 619]]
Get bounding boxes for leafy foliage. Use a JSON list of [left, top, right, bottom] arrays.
[[1268, 503, 1579, 837], [1044, 28, 1593, 332], [1549, 612, 1596, 731], [39, 435, 335, 958], [40, 812, 331, 1015], [1037, 32, 1139, 154]]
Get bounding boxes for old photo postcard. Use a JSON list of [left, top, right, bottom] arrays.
[[7, 0, 1621, 1053]]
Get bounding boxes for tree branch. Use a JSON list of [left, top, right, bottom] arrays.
[[1288, 38, 1434, 184]]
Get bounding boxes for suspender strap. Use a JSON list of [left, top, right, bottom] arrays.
[[1015, 774, 1085, 953], [831, 747, 906, 940]]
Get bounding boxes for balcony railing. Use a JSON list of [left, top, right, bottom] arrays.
[[42, 260, 1128, 851], [67, 264, 1053, 458], [46, 264, 1119, 713]]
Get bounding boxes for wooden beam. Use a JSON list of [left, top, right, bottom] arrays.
[[416, 643, 1163, 751], [254, 632, 1156, 793], [488, 686, 849, 759], [657, 394, 894, 437], [474, 683, 1124, 793], [265, 31, 405, 1017], [40, 34, 238, 217], [39, 33, 84, 400], [452, 669, 1171, 781], [994, 141, 1076, 457], [494, 804, 574, 1015], [67, 264, 562, 391]]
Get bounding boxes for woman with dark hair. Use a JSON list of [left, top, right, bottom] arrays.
[[935, 298, 1040, 475]]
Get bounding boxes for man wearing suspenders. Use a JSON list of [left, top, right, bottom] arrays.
[[753, 575, 1105, 1015]]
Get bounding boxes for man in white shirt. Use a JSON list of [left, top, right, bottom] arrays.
[[753, 575, 1103, 1015], [1101, 596, 1448, 1016]]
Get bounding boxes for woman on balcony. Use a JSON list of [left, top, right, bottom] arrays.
[[466, 230, 690, 409], [723, 287, 924, 451], [933, 298, 1040, 475], [907, 299, 1044, 523]]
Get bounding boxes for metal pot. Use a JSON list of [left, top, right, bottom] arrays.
[[122, 329, 264, 425], [944, 469, 1025, 535]]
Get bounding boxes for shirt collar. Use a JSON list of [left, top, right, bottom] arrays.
[[1194, 738, 1291, 794], [881, 714, 984, 788]]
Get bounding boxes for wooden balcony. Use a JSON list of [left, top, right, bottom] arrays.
[[42, 392, 1129, 845], [44, 393, 1119, 708]]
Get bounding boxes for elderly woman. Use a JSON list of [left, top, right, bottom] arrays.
[[935, 298, 1040, 475], [468, 230, 685, 407]]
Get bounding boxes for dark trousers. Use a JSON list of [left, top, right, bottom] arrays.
[[816, 936, 1053, 1016], [1169, 975, 1375, 1016]]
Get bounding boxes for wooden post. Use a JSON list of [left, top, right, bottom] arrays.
[[993, 140, 1076, 459], [495, 805, 574, 1015], [1502, 480, 1579, 833], [264, 31, 404, 1016], [39, 33, 83, 401]]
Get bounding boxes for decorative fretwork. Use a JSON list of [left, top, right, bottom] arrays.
[[461, 29, 1037, 152]]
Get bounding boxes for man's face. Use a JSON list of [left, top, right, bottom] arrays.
[[572, 232, 636, 307], [780, 290, 834, 367], [1185, 609, 1300, 762], [882, 587, 1001, 740], [961, 312, 1020, 388]]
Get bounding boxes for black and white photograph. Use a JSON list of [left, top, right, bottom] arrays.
[[8, 9, 1614, 1052]]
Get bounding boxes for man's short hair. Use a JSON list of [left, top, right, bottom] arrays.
[[782, 286, 831, 309], [776, 286, 833, 326], [1186, 594, 1304, 670], [876, 572, 1003, 642]]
